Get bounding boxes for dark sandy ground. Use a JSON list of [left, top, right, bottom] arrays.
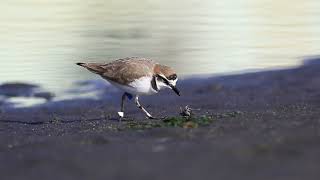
[[1, 58, 320, 180]]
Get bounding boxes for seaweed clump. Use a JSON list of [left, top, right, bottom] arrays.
[[163, 115, 213, 128]]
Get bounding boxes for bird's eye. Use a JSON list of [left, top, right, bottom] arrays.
[[168, 74, 177, 80]]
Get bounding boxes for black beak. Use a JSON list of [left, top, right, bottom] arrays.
[[170, 85, 180, 96]]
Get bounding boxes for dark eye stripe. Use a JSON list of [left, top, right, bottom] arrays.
[[157, 75, 170, 85], [162, 77, 170, 85], [168, 74, 177, 80]]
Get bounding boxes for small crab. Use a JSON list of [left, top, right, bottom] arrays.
[[180, 105, 193, 117]]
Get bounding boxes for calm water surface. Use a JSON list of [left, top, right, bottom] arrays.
[[1, 0, 320, 92]]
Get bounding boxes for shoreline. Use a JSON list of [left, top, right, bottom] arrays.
[[1, 58, 320, 180]]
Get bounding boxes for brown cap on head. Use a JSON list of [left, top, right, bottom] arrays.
[[154, 64, 180, 96], [154, 64, 177, 79]]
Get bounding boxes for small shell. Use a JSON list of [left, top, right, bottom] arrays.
[[180, 105, 192, 117]]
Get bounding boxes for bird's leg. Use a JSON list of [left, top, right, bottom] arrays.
[[134, 96, 154, 119], [121, 93, 126, 113], [118, 93, 126, 120]]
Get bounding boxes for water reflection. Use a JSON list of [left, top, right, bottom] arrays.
[[0, 0, 320, 92]]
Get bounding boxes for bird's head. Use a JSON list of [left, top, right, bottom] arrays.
[[153, 64, 180, 96]]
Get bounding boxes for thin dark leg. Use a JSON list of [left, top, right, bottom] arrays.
[[121, 93, 126, 113], [118, 93, 126, 120], [134, 96, 154, 119]]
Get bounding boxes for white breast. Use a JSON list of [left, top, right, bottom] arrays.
[[108, 76, 158, 95]]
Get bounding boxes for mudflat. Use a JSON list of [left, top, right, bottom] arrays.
[[1, 59, 320, 180]]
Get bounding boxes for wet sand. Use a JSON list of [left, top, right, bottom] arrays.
[[1, 59, 320, 180]]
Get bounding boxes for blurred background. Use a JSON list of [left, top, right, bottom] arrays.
[[1, 0, 320, 93], [3, 1, 320, 179]]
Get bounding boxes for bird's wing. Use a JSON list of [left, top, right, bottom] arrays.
[[78, 57, 156, 85]]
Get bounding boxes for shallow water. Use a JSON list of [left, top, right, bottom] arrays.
[[1, 0, 320, 92]]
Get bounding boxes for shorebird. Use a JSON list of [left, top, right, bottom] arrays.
[[76, 57, 180, 119]]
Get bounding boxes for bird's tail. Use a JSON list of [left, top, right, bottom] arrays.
[[76, 62, 105, 75]]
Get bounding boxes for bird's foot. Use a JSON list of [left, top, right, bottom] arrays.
[[147, 115, 156, 119], [147, 115, 165, 120], [117, 112, 124, 122], [118, 112, 124, 118], [118, 112, 134, 121]]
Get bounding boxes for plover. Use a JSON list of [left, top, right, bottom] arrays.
[[76, 57, 180, 119]]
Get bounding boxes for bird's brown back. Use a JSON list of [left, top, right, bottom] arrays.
[[79, 57, 156, 85]]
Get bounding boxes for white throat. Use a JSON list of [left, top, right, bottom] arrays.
[[155, 79, 169, 90]]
